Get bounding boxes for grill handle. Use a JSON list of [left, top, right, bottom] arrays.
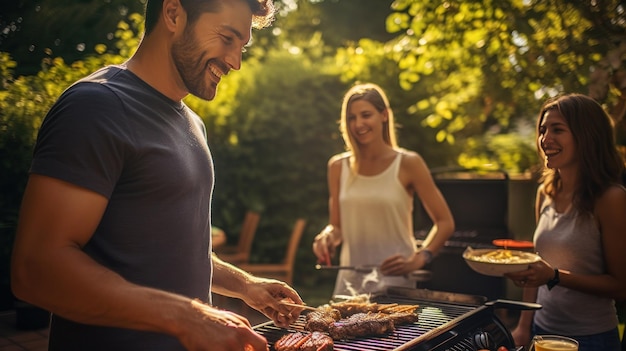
[[485, 299, 542, 311]]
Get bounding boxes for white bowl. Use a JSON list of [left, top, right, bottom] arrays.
[[463, 247, 541, 277]]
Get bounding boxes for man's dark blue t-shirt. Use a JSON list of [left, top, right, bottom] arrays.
[[30, 65, 214, 350]]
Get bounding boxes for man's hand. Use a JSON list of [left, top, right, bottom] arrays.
[[177, 299, 269, 351], [241, 276, 304, 328]]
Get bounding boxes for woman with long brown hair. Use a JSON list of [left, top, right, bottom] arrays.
[[506, 94, 626, 350]]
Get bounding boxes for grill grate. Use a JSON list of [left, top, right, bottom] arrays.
[[255, 297, 476, 351]]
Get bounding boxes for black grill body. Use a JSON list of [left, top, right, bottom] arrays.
[[415, 170, 511, 301]]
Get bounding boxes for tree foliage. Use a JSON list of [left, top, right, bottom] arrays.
[[269, 0, 394, 49], [0, 0, 145, 76], [186, 51, 348, 278], [385, 0, 626, 173], [334, 38, 460, 166], [4, 0, 626, 293]]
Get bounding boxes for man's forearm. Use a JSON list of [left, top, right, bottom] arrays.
[[13, 246, 192, 337], [210, 253, 253, 299]]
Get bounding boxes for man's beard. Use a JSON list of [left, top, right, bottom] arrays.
[[171, 28, 217, 101]]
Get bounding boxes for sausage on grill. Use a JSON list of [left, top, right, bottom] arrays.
[[274, 331, 334, 351], [387, 311, 419, 325]]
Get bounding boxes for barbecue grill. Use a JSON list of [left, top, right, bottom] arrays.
[[414, 169, 512, 300], [254, 287, 539, 351]]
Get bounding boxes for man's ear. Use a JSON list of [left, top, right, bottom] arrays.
[[162, 0, 183, 32]]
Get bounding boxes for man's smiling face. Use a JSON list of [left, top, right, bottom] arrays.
[[171, 0, 252, 101]]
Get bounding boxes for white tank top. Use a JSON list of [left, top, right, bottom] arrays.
[[333, 152, 416, 296]]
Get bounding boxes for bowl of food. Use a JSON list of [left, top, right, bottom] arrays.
[[463, 247, 541, 277]]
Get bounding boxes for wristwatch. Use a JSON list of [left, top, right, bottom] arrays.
[[420, 249, 433, 265], [547, 268, 560, 290]]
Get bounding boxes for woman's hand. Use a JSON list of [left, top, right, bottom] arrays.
[[505, 260, 554, 288], [510, 323, 532, 349], [312, 225, 341, 266], [380, 252, 427, 276]]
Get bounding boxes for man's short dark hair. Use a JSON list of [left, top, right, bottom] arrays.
[[144, 0, 275, 36]]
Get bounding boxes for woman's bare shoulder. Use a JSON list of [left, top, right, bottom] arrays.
[[592, 184, 626, 219], [328, 152, 350, 168], [594, 184, 626, 234], [536, 183, 546, 197], [597, 184, 626, 206], [398, 148, 427, 169]]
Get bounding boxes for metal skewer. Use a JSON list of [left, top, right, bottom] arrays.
[[279, 301, 319, 311]]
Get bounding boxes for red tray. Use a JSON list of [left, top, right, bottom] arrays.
[[492, 239, 534, 249]]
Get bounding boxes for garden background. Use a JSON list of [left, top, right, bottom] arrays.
[[2, 0, 626, 308]]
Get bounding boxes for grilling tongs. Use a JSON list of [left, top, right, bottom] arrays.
[[314, 264, 432, 281], [315, 264, 378, 273]]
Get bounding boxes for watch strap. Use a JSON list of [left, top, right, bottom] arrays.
[[547, 268, 560, 290]]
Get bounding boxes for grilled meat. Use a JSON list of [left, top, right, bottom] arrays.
[[379, 304, 419, 314], [274, 331, 334, 351], [305, 316, 334, 333], [383, 305, 420, 325], [305, 306, 341, 332], [329, 301, 380, 316], [387, 311, 419, 324], [328, 312, 395, 340], [330, 299, 419, 318], [302, 298, 420, 341], [305, 301, 419, 337]]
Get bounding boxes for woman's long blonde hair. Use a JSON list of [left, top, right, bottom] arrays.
[[339, 83, 398, 174]]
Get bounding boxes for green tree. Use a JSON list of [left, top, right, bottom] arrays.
[[267, 0, 394, 49], [0, 0, 145, 76], [188, 50, 348, 279], [384, 0, 626, 173]]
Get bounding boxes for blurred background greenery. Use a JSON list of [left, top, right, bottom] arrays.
[[2, 0, 626, 308]]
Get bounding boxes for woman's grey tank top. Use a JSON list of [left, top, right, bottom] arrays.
[[533, 199, 617, 335]]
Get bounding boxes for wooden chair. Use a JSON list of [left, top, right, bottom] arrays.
[[239, 218, 307, 286], [214, 211, 261, 265]]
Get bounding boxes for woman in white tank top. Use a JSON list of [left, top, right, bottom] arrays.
[[312, 83, 455, 296]]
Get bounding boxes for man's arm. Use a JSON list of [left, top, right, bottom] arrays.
[[211, 254, 303, 327], [11, 174, 190, 332], [11, 175, 270, 351]]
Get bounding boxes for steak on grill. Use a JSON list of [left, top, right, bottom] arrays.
[[305, 307, 341, 332], [304, 303, 419, 339], [274, 331, 334, 351], [328, 312, 395, 340]]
